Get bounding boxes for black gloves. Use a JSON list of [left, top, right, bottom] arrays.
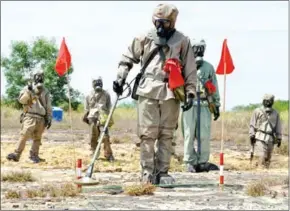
[[113, 79, 125, 96], [45, 117, 52, 129], [213, 107, 220, 121], [276, 139, 281, 148], [182, 93, 195, 112], [250, 135, 256, 145], [82, 111, 89, 125]]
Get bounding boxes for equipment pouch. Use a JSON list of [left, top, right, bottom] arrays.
[[173, 86, 185, 102], [131, 73, 142, 101]]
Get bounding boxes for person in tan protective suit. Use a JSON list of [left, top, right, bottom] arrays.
[[249, 94, 282, 169], [83, 77, 114, 162], [113, 4, 197, 184], [6, 71, 52, 163]]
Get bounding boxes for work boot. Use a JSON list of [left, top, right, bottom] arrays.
[[185, 163, 196, 173], [159, 172, 175, 185], [196, 162, 219, 173], [141, 171, 155, 184], [29, 155, 46, 163], [6, 153, 20, 162]]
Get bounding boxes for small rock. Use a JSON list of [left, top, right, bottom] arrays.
[[23, 204, 28, 208], [271, 191, 278, 198], [12, 204, 20, 208]]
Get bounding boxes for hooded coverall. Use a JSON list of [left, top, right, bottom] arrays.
[[13, 86, 52, 160], [85, 89, 113, 159], [116, 27, 197, 178], [182, 60, 220, 166]]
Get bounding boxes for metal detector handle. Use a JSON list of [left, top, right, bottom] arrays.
[[119, 82, 132, 100]]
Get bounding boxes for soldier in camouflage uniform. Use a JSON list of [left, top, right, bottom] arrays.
[[249, 94, 282, 168], [6, 71, 52, 163], [83, 77, 114, 162], [112, 3, 197, 184]]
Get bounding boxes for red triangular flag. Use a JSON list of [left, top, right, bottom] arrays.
[[55, 37, 71, 77], [216, 39, 235, 75]]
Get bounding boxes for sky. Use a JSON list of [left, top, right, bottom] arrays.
[[1, 1, 288, 110]]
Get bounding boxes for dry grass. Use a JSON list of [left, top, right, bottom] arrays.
[[246, 177, 287, 197], [1, 170, 36, 182], [4, 183, 80, 199], [124, 183, 156, 196], [246, 180, 267, 197], [274, 142, 289, 156], [5, 190, 21, 199], [1, 105, 288, 173]]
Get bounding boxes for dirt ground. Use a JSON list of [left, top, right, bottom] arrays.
[[1, 124, 289, 210]]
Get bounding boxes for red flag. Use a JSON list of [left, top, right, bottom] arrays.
[[216, 39, 235, 75], [55, 37, 71, 77], [163, 58, 184, 90]]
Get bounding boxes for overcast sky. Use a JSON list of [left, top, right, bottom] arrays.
[[1, 1, 288, 110]]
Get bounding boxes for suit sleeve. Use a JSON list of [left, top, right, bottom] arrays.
[[116, 34, 146, 82]]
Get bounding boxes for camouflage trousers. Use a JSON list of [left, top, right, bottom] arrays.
[[15, 115, 46, 158], [255, 140, 274, 168], [89, 121, 113, 159], [137, 96, 180, 175]]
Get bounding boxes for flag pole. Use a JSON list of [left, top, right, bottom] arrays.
[[65, 62, 77, 177], [219, 42, 227, 189]]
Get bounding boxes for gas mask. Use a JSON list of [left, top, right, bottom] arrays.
[[93, 78, 103, 92], [155, 19, 172, 38], [192, 40, 206, 70], [33, 72, 44, 93], [262, 94, 275, 111]]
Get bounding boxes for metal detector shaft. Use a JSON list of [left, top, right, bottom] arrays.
[[85, 83, 132, 178], [197, 84, 201, 156]]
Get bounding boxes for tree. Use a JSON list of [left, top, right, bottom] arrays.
[[1, 37, 82, 110]]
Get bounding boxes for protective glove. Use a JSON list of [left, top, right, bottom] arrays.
[[82, 111, 89, 125], [276, 139, 281, 148], [182, 93, 194, 112], [213, 106, 220, 121], [250, 135, 256, 145], [113, 79, 125, 96], [45, 117, 52, 129]]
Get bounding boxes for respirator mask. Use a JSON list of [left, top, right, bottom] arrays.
[[93, 79, 103, 92]]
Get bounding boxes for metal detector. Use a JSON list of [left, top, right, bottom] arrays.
[[75, 82, 132, 186]]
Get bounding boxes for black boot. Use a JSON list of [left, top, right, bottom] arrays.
[[29, 155, 46, 163], [106, 155, 115, 163], [195, 162, 219, 173], [6, 153, 20, 162]]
